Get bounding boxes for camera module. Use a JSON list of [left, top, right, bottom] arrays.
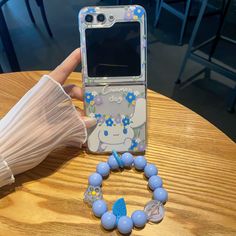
[[85, 14, 93, 23], [97, 14, 105, 22]]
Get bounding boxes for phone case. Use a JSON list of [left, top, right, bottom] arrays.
[[79, 5, 147, 153]]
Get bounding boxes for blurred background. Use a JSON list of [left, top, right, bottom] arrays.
[[0, 0, 235, 141]]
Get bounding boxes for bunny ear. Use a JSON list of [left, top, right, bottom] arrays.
[[87, 125, 101, 152], [130, 98, 146, 128]]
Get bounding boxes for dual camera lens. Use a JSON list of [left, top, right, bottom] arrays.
[[85, 14, 106, 23]]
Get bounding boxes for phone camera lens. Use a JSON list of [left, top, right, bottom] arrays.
[[108, 15, 114, 21], [97, 14, 105, 22], [85, 14, 93, 23]]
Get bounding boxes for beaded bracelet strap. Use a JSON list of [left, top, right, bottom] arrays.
[[84, 150, 168, 235]]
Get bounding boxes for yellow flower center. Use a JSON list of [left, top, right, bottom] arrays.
[[91, 191, 96, 196]]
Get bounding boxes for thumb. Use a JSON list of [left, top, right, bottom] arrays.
[[82, 117, 97, 129]]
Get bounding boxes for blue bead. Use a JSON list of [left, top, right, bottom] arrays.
[[92, 200, 107, 218], [107, 155, 119, 170], [101, 211, 116, 230], [121, 152, 134, 167], [144, 164, 158, 178], [117, 216, 133, 234], [131, 210, 147, 228], [88, 173, 102, 186], [96, 162, 110, 177], [153, 187, 168, 203], [148, 175, 163, 190], [134, 156, 147, 170]]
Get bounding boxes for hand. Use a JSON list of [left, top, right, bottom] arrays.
[[49, 48, 96, 129]]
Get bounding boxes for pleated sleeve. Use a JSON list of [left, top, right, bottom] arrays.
[[0, 75, 87, 188]]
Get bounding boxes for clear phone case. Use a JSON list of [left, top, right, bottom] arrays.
[[79, 5, 147, 153]]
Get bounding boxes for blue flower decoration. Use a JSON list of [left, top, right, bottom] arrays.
[[130, 139, 138, 151], [106, 118, 114, 127], [125, 92, 136, 104], [134, 6, 145, 18], [85, 92, 94, 104], [122, 117, 130, 126], [95, 113, 102, 120]]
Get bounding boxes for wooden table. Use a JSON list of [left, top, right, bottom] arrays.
[[0, 71, 236, 236]]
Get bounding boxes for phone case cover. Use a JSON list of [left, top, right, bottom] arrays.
[[79, 5, 147, 153]]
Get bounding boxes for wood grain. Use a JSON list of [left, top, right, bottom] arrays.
[[0, 71, 235, 236]]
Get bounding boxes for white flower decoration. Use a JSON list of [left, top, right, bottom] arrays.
[[92, 91, 98, 96], [89, 113, 95, 118], [134, 91, 140, 96], [84, 185, 103, 206]]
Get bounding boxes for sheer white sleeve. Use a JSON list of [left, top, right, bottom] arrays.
[[0, 75, 87, 188]]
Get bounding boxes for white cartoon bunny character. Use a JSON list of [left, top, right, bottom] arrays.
[[88, 98, 146, 152]]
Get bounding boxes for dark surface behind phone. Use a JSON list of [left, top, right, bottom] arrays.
[[85, 22, 141, 77]]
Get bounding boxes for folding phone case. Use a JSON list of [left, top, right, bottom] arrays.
[[79, 5, 147, 153]]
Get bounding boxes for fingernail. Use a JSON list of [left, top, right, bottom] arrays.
[[83, 117, 97, 128]]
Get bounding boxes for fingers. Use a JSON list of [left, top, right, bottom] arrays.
[[49, 48, 81, 85], [48, 49, 96, 130], [75, 106, 85, 116], [64, 84, 85, 115], [63, 84, 92, 122], [82, 117, 97, 129], [63, 84, 83, 101]]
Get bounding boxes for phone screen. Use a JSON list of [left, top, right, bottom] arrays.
[[85, 22, 141, 77]]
